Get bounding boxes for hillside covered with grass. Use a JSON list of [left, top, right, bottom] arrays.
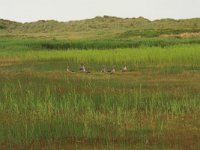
[[1, 16, 200, 39]]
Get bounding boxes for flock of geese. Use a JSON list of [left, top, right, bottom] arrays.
[[66, 64, 128, 73]]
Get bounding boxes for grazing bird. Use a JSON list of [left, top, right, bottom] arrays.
[[122, 65, 128, 72], [111, 67, 116, 73], [80, 64, 90, 73], [108, 66, 116, 74], [66, 66, 74, 73], [80, 64, 86, 72], [66, 66, 71, 72], [101, 66, 107, 73]]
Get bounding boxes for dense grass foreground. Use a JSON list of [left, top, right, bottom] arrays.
[[0, 71, 200, 149]]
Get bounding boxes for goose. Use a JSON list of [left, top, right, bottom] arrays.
[[80, 64, 86, 72], [66, 66, 74, 73], [122, 65, 128, 72], [80, 64, 90, 73], [101, 66, 107, 73], [108, 66, 116, 74], [111, 67, 116, 73]]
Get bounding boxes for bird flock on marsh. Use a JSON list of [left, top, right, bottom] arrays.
[[66, 64, 128, 73]]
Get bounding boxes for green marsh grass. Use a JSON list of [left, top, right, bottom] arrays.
[[1, 42, 200, 73], [0, 38, 200, 149]]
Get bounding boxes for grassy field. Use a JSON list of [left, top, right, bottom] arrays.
[[0, 38, 200, 149]]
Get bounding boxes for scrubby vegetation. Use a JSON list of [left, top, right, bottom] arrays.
[[1, 16, 200, 39]]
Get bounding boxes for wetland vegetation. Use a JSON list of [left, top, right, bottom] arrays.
[[0, 16, 200, 149]]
